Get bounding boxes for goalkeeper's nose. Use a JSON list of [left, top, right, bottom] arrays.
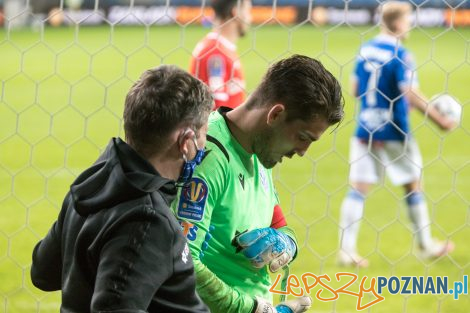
[[294, 147, 307, 157]]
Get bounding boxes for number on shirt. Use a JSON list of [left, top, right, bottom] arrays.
[[364, 61, 382, 107]]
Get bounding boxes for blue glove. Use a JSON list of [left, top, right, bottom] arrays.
[[236, 227, 296, 272], [275, 305, 293, 313], [253, 296, 312, 313]]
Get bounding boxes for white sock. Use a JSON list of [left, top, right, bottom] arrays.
[[339, 189, 365, 254], [406, 192, 433, 249]]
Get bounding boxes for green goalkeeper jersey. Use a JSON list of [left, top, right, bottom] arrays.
[[172, 109, 282, 305]]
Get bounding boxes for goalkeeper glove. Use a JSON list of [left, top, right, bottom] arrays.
[[235, 227, 296, 272], [253, 296, 312, 313]]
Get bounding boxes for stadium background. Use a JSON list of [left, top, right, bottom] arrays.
[[0, 0, 469, 312]]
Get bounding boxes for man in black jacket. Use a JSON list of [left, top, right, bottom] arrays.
[[31, 65, 213, 313]]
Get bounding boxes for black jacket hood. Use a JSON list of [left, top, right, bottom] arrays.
[[70, 137, 176, 216]]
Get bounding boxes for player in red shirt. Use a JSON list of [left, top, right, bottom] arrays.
[[190, 0, 252, 109]]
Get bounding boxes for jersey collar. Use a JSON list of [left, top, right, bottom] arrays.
[[376, 33, 402, 46], [207, 32, 237, 51], [216, 108, 252, 160]]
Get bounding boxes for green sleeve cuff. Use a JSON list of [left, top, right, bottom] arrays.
[[194, 260, 255, 313]]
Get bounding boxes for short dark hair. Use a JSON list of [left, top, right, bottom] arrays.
[[124, 65, 213, 157], [246, 54, 344, 125], [211, 0, 238, 20]]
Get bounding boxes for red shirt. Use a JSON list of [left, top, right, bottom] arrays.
[[190, 32, 246, 109]]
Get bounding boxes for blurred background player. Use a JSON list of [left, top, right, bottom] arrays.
[[173, 55, 344, 313], [338, 1, 456, 268], [190, 0, 252, 109], [31, 66, 213, 313]]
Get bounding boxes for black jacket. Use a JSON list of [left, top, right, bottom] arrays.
[[31, 138, 209, 313]]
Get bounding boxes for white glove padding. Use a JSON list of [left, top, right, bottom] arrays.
[[269, 252, 292, 273], [236, 227, 296, 273], [253, 296, 312, 313], [276, 296, 312, 313]]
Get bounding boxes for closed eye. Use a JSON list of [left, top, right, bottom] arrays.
[[298, 135, 309, 142]]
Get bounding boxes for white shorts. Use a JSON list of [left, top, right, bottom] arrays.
[[349, 137, 423, 186]]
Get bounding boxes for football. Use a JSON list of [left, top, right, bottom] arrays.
[[430, 94, 462, 123]]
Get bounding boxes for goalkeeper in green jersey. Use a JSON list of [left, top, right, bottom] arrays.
[[172, 55, 344, 313]]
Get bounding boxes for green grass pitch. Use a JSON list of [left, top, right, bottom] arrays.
[[0, 24, 469, 312]]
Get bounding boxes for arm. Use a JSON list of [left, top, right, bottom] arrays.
[[398, 51, 456, 131], [271, 204, 299, 263], [235, 227, 297, 273], [234, 195, 298, 273], [351, 75, 359, 98], [195, 261, 311, 313], [194, 259, 255, 313], [277, 225, 298, 259], [91, 207, 173, 312], [351, 53, 362, 98], [31, 224, 63, 291], [31, 196, 69, 291], [271, 204, 298, 249], [404, 88, 456, 130]]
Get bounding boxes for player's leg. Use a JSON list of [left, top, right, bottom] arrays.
[[384, 139, 454, 258], [403, 181, 454, 258], [403, 180, 432, 250], [338, 138, 378, 267], [338, 182, 370, 267]]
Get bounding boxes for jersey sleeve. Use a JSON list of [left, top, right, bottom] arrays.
[[193, 258, 255, 313], [267, 172, 298, 262], [31, 196, 69, 291], [271, 203, 299, 262], [397, 50, 419, 91], [270, 204, 287, 229], [92, 207, 174, 312], [352, 52, 364, 97], [270, 181, 287, 229]]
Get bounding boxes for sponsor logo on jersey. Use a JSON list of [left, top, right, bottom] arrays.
[[177, 177, 208, 222], [238, 173, 245, 189], [181, 243, 190, 264], [180, 220, 199, 241], [259, 167, 269, 192], [360, 108, 391, 131], [208, 55, 225, 92]]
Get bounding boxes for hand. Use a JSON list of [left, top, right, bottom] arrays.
[[438, 116, 457, 131], [236, 227, 296, 272], [253, 296, 312, 313], [426, 100, 458, 131]]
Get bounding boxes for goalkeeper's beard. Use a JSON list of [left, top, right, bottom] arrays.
[[252, 128, 277, 169]]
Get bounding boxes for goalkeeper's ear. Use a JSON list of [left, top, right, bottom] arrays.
[[231, 0, 244, 19], [266, 104, 287, 127], [230, 6, 236, 19], [177, 128, 196, 156]]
